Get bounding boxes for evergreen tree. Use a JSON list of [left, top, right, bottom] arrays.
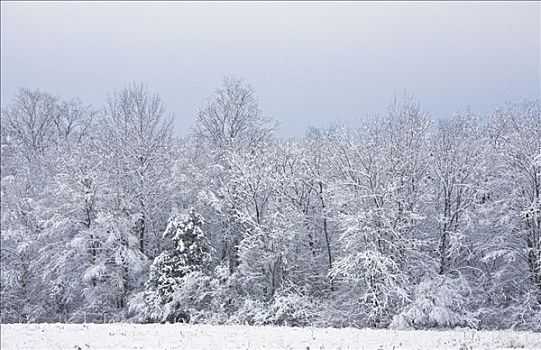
[[134, 209, 213, 322], [149, 209, 212, 297]]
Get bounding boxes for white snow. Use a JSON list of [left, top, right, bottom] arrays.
[[2, 323, 540, 350]]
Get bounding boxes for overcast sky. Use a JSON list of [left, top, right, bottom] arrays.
[[1, 1, 539, 136]]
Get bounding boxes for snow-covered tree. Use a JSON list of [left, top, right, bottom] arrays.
[[131, 209, 213, 323], [148, 209, 212, 298], [429, 111, 486, 277], [330, 97, 431, 326], [99, 83, 175, 257], [195, 77, 275, 152]]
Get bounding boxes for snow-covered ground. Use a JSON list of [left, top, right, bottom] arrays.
[[2, 323, 541, 350]]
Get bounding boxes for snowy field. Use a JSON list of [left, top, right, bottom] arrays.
[[2, 324, 541, 350]]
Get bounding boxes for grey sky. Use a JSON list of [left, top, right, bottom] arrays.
[[1, 1, 539, 136]]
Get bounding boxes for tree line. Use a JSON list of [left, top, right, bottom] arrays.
[[1, 78, 540, 330]]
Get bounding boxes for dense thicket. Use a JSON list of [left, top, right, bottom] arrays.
[[1, 80, 540, 330]]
